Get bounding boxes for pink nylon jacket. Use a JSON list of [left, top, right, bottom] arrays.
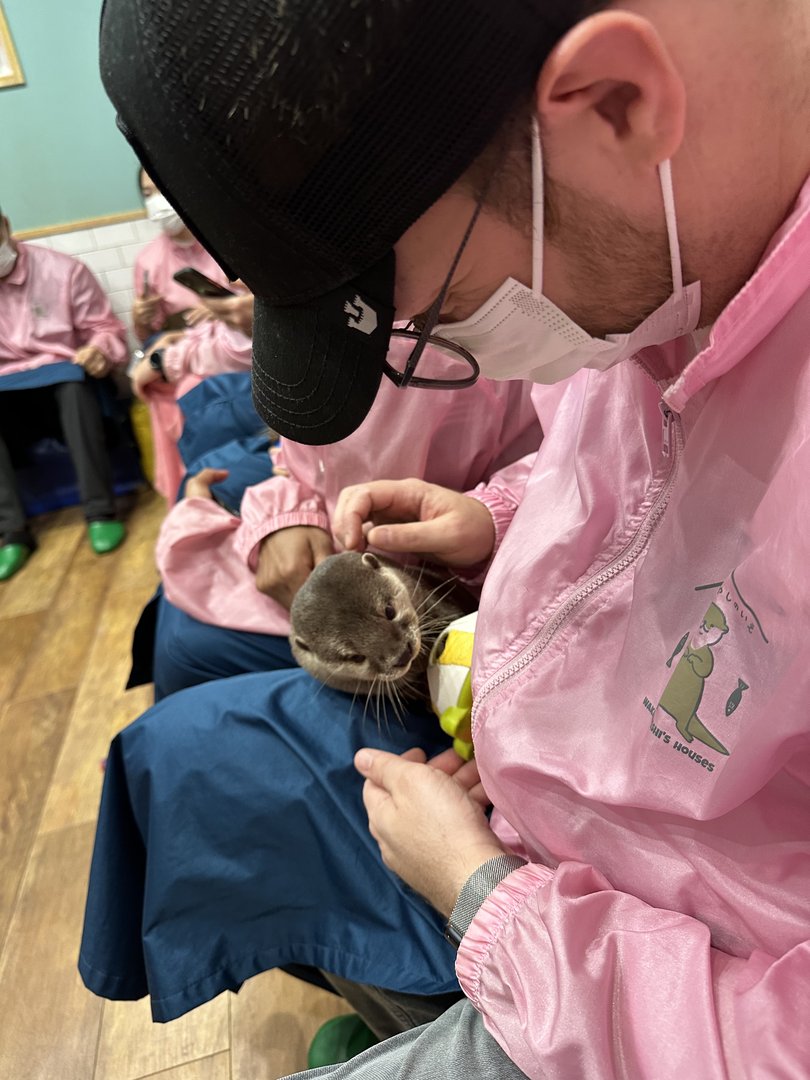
[[0, 243, 127, 373], [133, 232, 231, 338], [458, 177, 810, 1078], [134, 232, 252, 502], [156, 339, 542, 635]]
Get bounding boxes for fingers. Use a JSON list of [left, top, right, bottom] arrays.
[[427, 748, 468, 776], [334, 480, 429, 551], [185, 468, 229, 500], [184, 306, 212, 327], [255, 527, 326, 607], [195, 468, 230, 485], [400, 747, 428, 764], [365, 518, 453, 558], [354, 747, 413, 790]]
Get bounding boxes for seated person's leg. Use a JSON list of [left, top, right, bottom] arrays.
[[53, 380, 125, 553], [0, 425, 35, 579], [153, 590, 296, 699], [280, 999, 530, 1080], [320, 971, 464, 1041], [80, 669, 457, 1022]]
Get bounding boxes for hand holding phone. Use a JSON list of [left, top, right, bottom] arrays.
[[133, 269, 162, 325], [173, 266, 235, 298]]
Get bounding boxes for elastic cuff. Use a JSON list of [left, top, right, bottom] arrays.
[[242, 512, 331, 571], [446, 854, 528, 947], [455, 863, 554, 1009]]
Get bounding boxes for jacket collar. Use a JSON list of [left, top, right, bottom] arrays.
[[662, 174, 810, 413]]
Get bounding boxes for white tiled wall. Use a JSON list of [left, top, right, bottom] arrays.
[[27, 216, 161, 350]]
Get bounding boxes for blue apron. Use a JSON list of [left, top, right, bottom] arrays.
[[0, 360, 85, 391], [79, 669, 457, 1022], [177, 371, 265, 464]]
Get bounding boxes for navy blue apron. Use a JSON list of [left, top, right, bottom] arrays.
[[79, 669, 457, 1022]]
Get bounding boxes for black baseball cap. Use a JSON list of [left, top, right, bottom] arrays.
[[100, 0, 585, 442]]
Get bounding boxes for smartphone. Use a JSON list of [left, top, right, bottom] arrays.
[[172, 267, 235, 298]]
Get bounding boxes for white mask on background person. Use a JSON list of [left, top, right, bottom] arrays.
[[434, 121, 701, 384], [144, 192, 186, 237], [0, 239, 18, 277]]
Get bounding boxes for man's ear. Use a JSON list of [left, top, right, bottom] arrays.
[[536, 12, 686, 170]]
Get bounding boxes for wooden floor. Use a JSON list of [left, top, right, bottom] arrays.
[[0, 490, 349, 1080]]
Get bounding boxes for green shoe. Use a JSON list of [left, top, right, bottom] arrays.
[[0, 542, 32, 581], [87, 520, 126, 555], [307, 1014, 379, 1069]]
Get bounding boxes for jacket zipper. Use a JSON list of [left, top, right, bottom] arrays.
[[472, 397, 683, 732]]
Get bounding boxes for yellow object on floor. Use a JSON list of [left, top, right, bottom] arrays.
[[130, 399, 155, 485]]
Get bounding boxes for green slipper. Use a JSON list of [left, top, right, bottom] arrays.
[[307, 1014, 379, 1069], [87, 520, 126, 555], [0, 542, 32, 581]]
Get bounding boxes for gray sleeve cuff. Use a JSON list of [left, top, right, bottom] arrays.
[[445, 854, 528, 948]]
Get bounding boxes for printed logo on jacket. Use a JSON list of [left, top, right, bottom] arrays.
[[643, 572, 768, 773]]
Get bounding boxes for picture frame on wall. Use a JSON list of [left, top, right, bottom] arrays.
[[0, 4, 24, 90]]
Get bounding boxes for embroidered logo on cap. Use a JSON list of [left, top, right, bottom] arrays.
[[344, 295, 378, 336]]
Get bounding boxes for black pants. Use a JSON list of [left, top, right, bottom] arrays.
[[0, 380, 116, 538]]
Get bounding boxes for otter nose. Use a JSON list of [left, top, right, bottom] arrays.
[[393, 643, 413, 669]]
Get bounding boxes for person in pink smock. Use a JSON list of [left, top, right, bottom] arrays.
[[128, 170, 255, 502], [84, 1, 810, 1076], [144, 339, 541, 697], [0, 208, 129, 580]]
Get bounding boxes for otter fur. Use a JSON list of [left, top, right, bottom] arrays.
[[289, 552, 475, 705]]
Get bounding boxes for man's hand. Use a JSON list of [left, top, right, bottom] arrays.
[[182, 304, 214, 328], [355, 747, 506, 917], [185, 293, 254, 336], [255, 525, 334, 609], [132, 291, 162, 328], [184, 467, 230, 501], [333, 479, 496, 569], [73, 345, 110, 378]]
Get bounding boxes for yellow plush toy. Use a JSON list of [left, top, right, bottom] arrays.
[[427, 611, 478, 760]]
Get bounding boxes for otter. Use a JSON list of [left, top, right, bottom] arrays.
[[289, 552, 476, 711]]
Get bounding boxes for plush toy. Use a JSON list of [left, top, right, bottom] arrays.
[[427, 611, 478, 760]]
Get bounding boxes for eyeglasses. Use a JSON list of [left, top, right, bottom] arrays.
[[382, 198, 485, 391]]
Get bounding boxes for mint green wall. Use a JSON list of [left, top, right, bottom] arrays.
[[0, 0, 141, 231]]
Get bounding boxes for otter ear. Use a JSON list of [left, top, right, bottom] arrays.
[[362, 552, 381, 571], [293, 637, 311, 652]]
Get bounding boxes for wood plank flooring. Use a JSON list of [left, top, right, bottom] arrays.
[[0, 490, 349, 1079]]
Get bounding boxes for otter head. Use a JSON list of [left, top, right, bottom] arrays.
[[289, 552, 421, 692]]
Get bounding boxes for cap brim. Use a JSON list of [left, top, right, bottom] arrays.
[[251, 251, 396, 444]]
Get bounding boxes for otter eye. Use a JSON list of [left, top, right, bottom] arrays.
[[384, 604, 396, 621], [342, 653, 366, 664]]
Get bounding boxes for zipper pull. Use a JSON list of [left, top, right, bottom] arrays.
[[659, 401, 674, 458]]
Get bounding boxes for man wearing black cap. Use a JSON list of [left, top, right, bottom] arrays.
[[84, 0, 810, 1076]]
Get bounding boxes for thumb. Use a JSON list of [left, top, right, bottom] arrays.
[[366, 518, 450, 556], [196, 467, 230, 484], [354, 746, 426, 785]]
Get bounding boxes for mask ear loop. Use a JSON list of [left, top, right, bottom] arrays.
[[658, 159, 684, 296], [531, 118, 545, 296], [534, 115, 686, 305]]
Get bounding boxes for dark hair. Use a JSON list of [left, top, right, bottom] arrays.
[[137, 165, 147, 199]]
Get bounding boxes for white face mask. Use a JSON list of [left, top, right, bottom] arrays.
[[0, 239, 18, 278], [434, 122, 701, 384], [145, 192, 186, 237]]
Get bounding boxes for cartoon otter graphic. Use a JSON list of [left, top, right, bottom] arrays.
[[658, 603, 730, 755]]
